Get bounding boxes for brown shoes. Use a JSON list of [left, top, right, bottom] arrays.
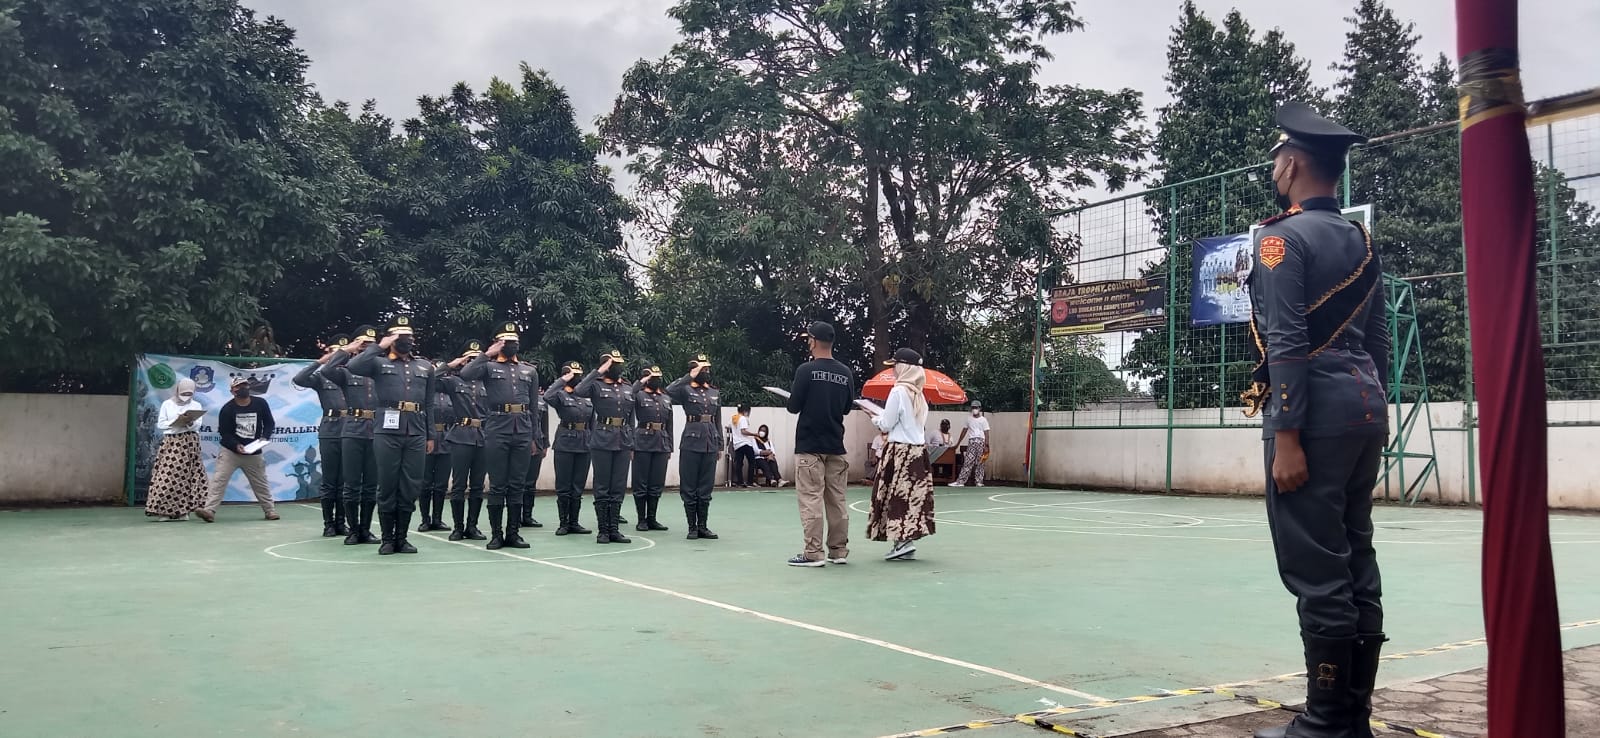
[[264, 512, 280, 521], [196, 510, 215, 523]]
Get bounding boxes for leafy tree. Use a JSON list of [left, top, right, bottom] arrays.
[[0, 0, 342, 390], [602, 0, 1146, 369], [1121, 3, 1322, 408]]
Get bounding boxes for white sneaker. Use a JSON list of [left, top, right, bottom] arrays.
[[975, 482, 985, 487], [885, 541, 917, 560], [949, 482, 965, 487], [787, 555, 826, 568], [827, 557, 848, 565]]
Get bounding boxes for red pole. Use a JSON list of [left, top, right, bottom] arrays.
[[1454, 0, 1565, 734]]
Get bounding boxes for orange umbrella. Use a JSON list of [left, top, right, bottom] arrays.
[[861, 367, 968, 405]]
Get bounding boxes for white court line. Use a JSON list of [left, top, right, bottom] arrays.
[[412, 527, 1109, 702]]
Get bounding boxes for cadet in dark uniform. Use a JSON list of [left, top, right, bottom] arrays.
[[459, 321, 538, 550], [576, 351, 635, 544], [631, 365, 672, 532], [324, 325, 381, 545], [440, 340, 489, 541], [419, 359, 456, 532], [348, 316, 436, 555], [667, 355, 720, 540], [1244, 102, 1389, 738], [292, 332, 351, 537], [520, 390, 549, 529], [545, 361, 595, 536]]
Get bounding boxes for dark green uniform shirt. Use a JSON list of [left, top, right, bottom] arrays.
[[543, 383, 594, 453], [292, 359, 346, 439], [459, 355, 539, 437], [666, 375, 722, 453], [575, 371, 636, 452], [322, 350, 376, 440], [348, 345, 436, 437], [631, 379, 674, 454]]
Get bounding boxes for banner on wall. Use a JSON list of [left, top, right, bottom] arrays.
[[1047, 278, 1167, 336], [130, 354, 321, 504], [1191, 233, 1254, 327]]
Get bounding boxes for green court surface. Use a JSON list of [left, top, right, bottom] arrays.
[[3, 487, 1599, 737]]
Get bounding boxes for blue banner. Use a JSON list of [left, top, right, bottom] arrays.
[[1191, 233, 1254, 327], [131, 354, 322, 503]]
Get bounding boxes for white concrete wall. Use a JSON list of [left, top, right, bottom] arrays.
[[0, 394, 128, 504], [9, 393, 1600, 509]]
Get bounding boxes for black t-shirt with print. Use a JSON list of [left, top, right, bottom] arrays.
[[786, 358, 855, 455]]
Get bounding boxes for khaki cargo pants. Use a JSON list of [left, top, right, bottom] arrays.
[[795, 453, 850, 562]]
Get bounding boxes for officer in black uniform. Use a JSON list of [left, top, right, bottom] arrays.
[[440, 340, 489, 541], [576, 350, 636, 544], [544, 361, 595, 536], [667, 354, 720, 540], [292, 332, 350, 537], [348, 316, 436, 555], [419, 358, 456, 532], [520, 389, 549, 529], [631, 364, 672, 532], [1245, 102, 1389, 738], [324, 325, 381, 546], [459, 321, 538, 550]]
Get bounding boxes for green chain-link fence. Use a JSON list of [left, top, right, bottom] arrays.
[[1031, 94, 1600, 492]]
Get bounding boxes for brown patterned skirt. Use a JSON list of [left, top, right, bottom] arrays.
[[867, 441, 936, 542], [144, 431, 208, 518]]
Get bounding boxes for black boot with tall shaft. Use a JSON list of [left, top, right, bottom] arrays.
[[342, 502, 362, 545], [448, 499, 466, 541], [465, 498, 487, 540], [486, 505, 505, 550], [505, 504, 530, 549], [1253, 634, 1358, 738]]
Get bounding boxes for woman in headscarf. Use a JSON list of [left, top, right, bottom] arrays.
[[867, 348, 936, 560], [144, 378, 209, 521]]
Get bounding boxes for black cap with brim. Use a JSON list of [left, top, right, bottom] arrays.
[[808, 321, 835, 343], [460, 339, 484, 357], [1268, 101, 1367, 159], [328, 333, 351, 347], [494, 321, 520, 341], [354, 325, 379, 341], [387, 315, 415, 335], [884, 347, 923, 366]]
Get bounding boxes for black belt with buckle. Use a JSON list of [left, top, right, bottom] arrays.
[[394, 401, 421, 412], [432, 423, 447, 432], [600, 417, 627, 427], [324, 409, 344, 419], [459, 419, 482, 428], [688, 414, 716, 423], [641, 422, 666, 431], [561, 422, 589, 430], [498, 403, 527, 413], [349, 409, 375, 420]]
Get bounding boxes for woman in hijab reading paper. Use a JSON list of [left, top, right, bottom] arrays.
[[144, 378, 209, 521], [866, 348, 936, 561]]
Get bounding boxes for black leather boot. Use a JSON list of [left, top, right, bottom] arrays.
[[635, 496, 650, 532], [448, 499, 466, 541], [486, 505, 505, 550], [465, 498, 487, 540], [416, 502, 433, 533], [596, 500, 611, 544], [1348, 633, 1386, 738], [617, 495, 628, 525], [378, 512, 396, 555], [343, 502, 363, 545], [505, 505, 530, 549], [1253, 634, 1358, 738], [321, 499, 339, 537], [333, 501, 349, 536], [568, 496, 592, 535], [696, 499, 718, 540], [395, 510, 418, 554], [429, 494, 448, 531], [523, 494, 542, 528], [685, 500, 700, 540], [358, 501, 380, 544], [608, 501, 631, 544], [554, 497, 572, 535], [646, 496, 668, 531]]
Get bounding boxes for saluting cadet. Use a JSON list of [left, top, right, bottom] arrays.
[[347, 316, 436, 555], [324, 325, 381, 546], [630, 364, 672, 532], [667, 355, 720, 540], [522, 388, 550, 529], [440, 340, 489, 541], [459, 321, 538, 551], [544, 361, 595, 536], [292, 332, 350, 538], [419, 359, 456, 533], [1244, 102, 1389, 738], [576, 350, 635, 544]]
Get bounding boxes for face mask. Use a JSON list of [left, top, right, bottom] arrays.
[[605, 366, 623, 380], [646, 377, 660, 389], [1272, 163, 1292, 211], [502, 341, 520, 357], [567, 375, 582, 388], [697, 370, 711, 384], [234, 388, 251, 400], [394, 337, 415, 354], [972, 409, 980, 417], [177, 392, 194, 402]]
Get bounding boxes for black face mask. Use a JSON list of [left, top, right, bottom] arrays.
[[502, 341, 520, 357], [567, 374, 582, 388], [605, 366, 623, 380], [232, 388, 251, 400], [697, 370, 711, 384], [394, 337, 415, 354], [645, 377, 660, 390], [1271, 166, 1292, 212]]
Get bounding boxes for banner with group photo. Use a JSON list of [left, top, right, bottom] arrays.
[[1047, 277, 1167, 336], [1191, 233, 1254, 327], [130, 354, 322, 504]]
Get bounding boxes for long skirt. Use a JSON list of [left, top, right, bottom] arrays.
[[144, 432, 208, 518], [867, 441, 936, 542]]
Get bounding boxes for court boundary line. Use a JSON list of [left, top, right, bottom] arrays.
[[408, 527, 1110, 702]]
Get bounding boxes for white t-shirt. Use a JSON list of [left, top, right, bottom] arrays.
[[965, 415, 990, 441], [731, 414, 756, 450]]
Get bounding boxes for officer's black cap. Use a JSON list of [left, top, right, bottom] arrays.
[[1268, 102, 1367, 159], [353, 324, 379, 341], [387, 315, 414, 335], [808, 321, 835, 343], [494, 321, 520, 341], [328, 333, 350, 347], [460, 339, 484, 357]]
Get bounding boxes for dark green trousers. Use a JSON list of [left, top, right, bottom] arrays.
[[590, 448, 630, 505], [631, 451, 668, 499], [448, 442, 485, 501], [555, 450, 591, 504], [374, 433, 426, 514], [678, 450, 717, 504], [483, 431, 532, 506], [340, 437, 377, 504]]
